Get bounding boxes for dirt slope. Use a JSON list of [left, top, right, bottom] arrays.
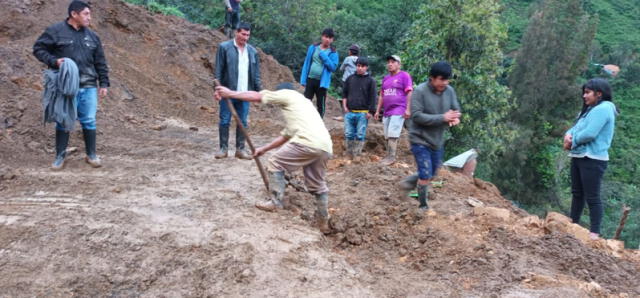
[[1, 0, 639, 296]]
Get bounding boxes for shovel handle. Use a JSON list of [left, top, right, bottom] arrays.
[[214, 79, 270, 191]]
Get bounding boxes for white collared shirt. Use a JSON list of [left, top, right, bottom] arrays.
[[234, 39, 249, 92]]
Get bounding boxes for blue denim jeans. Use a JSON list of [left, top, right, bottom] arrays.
[[344, 112, 368, 141], [219, 98, 249, 128], [56, 87, 97, 131], [411, 143, 444, 180]]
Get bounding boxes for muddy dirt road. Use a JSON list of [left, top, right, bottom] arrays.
[[2, 119, 639, 297]]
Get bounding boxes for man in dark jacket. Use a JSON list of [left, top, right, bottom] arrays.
[[33, 0, 110, 170], [214, 22, 262, 160], [342, 57, 377, 159]]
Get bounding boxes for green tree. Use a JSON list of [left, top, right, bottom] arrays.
[[401, 0, 515, 178], [496, 0, 598, 205], [241, 0, 337, 79]]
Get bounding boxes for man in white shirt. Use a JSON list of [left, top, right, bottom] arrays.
[[214, 22, 262, 160]]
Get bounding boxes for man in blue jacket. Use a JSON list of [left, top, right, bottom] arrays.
[[33, 0, 110, 170], [214, 22, 262, 160], [300, 28, 339, 118]]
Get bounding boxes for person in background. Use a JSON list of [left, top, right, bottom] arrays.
[[223, 0, 242, 38], [342, 57, 377, 159], [564, 78, 617, 240], [374, 55, 413, 165], [399, 61, 461, 211], [333, 44, 359, 121], [33, 0, 110, 170], [300, 28, 339, 118], [214, 22, 261, 160]]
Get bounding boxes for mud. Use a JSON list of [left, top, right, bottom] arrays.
[[1, 0, 639, 296]]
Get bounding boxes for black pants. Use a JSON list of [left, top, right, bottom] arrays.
[[570, 157, 608, 234], [304, 78, 327, 118]]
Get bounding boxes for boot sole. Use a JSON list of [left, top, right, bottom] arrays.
[[51, 163, 65, 171], [255, 204, 278, 212]]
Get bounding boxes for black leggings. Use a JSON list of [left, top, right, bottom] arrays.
[[304, 78, 327, 118], [570, 157, 608, 234]]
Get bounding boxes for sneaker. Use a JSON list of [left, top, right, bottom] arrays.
[[51, 155, 65, 171], [214, 148, 228, 159], [419, 205, 429, 211], [85, 155, 102, 168], [235, 149, 253, 160]]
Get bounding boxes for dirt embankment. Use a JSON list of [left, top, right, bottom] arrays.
[[1, 0, 639, 297]]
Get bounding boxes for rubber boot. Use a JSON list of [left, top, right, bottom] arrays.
[[224, 26, 231, 39], [215, 126, 229, 159], [354, 140, 365, 156], [398, 174, 419, 191], [235, 127, 252, 160], [380, 138, 398, 166], [83, 129, 101, 168], [417, 184, 429, 210], [353, 140, 365, 162], [255, 171, 286, 212], [51, 130, 69, 171], [345, 139, 355, 160], [314, 192, 331, 234]]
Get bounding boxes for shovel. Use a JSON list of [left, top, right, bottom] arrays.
[[214, 79, 270, 191]]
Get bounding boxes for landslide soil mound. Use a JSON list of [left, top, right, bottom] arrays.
[[1, 0, 639, 296]]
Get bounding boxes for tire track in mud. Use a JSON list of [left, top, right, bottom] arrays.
[[0, 124, 381, 296]]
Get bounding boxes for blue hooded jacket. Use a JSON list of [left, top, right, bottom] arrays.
[[566, 101, 617, 160], [300, 43, 339, 89]]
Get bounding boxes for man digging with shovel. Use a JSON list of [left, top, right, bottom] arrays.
[[214, 83, 333, 234]]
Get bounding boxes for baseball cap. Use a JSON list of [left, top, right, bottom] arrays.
[[386, 55, 401, 63]]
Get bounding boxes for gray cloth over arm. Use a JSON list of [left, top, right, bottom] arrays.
[[42, 58, 80, 131]]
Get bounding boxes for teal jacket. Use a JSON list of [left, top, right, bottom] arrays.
[[300, 43, 339, 89], [566, 101, 617, 161]]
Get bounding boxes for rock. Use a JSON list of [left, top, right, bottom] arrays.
[[519, 215, 543, 229], [189, 126, 199, 131], [545, 212, 591, 243], [1, 169, 17, 180], [473, 206, 511, 222], [466, 197, 484, 207], [605, 239, 625, 257], [27, 141, 40, 151], [345, 228, 363, 245], [151, 124, 167, 131]]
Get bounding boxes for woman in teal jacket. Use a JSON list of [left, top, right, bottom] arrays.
[[563, 78, 617, 240]]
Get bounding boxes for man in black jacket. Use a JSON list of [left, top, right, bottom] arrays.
[[33, 0, 110, 170], [214, 22, 262, 160], [342, 57, 377, 159]]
